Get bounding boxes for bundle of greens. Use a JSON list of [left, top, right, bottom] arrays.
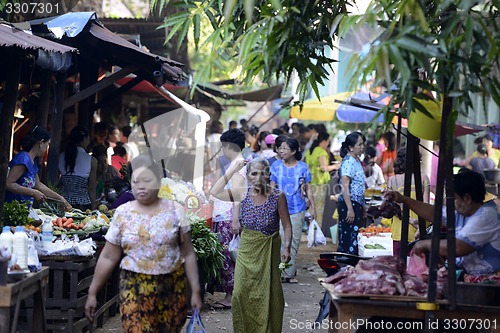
[[189, 219, 224, 285], [2, 200, 33, 227]]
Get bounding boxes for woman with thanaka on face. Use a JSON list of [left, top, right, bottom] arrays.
[[267, 134, 289, 167], [5, 125, 71, 210], [270, 137, 315, 283], [337, 132, 366, 255], [85, 155, 201, 331], [213, 158, 292, 332]]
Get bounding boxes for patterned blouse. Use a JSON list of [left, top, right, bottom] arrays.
[[240, 187, 281, 236], [105, 199, 190, 275], [339, 155, 365, 205]]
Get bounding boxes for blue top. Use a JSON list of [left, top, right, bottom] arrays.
[[270, 160, 311, 214], [4, 152, 38, 206], [338, 155, 365, 205], [240, 188, 281, 235], [444, 201, 500, 275]]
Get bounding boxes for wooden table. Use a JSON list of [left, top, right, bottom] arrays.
[[323, 282, 500, 333], [0, 267, 49, 333]]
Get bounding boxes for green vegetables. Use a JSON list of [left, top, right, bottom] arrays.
[[40, 200, 64, 217], [190, 219, 224, 285], [2, 200, 33, 227], [364, 244, 386, 250]]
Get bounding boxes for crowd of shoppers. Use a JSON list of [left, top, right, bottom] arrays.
[[5, 115, 500, 332]]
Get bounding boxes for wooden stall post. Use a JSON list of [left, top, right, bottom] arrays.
[[400, 132, 416, 259], [78, 61, 99, 130], [46, 71, 66, 186], [36, 70, 53, 127], [0, 51, 22, 226]]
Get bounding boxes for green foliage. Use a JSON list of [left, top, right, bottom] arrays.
[[2, 200, 32, 227], [189, 218, 224, 284], [152, 0, 351, 102], [339, 0, 500, 130]]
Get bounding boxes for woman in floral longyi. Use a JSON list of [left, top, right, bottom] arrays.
[[85, 155, 201, 332]]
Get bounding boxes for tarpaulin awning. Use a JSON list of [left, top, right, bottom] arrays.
[[290, 90, 392, 122], [290, 92, 353, 121], [0, 23, 76, 54], [16, 12, 184, 84], [198, 83, 284, 102], [336, 91, 391, 123]]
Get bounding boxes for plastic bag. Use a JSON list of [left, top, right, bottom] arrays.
[[307, 219, 326, 248], [228, 234, 240, 262], [185, 309, 206, 333], [407, 253, 428, 280]]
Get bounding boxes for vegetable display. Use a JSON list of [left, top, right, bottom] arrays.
[[2, 200, 33, 227]]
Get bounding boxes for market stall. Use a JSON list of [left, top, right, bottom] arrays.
[[323, 281, 500, 333], [0, 267, 49, 333]]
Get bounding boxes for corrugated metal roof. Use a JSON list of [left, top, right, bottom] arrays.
[[0, 23, 76, 53]]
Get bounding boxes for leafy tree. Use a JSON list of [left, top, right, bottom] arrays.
[[151, 0, 352, 102], [340, 0, 500, 127]]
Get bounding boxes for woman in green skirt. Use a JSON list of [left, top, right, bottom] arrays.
[[213, 157, 292, 332]]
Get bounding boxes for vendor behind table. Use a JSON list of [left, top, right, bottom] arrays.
[[5, 125, 71, 211], [385, 169, 500, 282]]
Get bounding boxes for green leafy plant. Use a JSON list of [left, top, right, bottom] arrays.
[[189, 216, 224, 285], [152, 0, 350, 102], [2, 200, 32, 227], [339, 0, 500, 130]]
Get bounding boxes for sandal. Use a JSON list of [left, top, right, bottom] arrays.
[[211, 301, 232, 309], [282, 277, 299, 284]]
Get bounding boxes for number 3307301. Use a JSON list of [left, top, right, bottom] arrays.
[[4, 2, 60, 14]]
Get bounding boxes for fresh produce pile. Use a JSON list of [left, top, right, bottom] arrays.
[[37, 204, 112, 238], [358, 223, 392, 236], [1, 200, 34, 227]]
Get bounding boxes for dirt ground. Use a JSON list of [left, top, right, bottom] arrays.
[[94, 234, 336, 333]]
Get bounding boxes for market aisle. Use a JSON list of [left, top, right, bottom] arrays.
[[95, 234, 336, 333]]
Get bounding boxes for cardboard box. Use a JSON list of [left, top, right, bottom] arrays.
[[358, 246, 393, 258]]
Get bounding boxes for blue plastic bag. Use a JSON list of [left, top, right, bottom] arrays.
[[186, 309, 206, 333]]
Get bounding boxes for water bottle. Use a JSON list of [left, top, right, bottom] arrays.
[[12, 226, 28, 270], [0, 226, 13, 257], [41, 218, 53, 248]]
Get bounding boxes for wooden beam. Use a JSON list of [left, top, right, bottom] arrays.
[[0, 51, 22, 227], [91, 75, 144, 112], [63, 65, 139, 111]]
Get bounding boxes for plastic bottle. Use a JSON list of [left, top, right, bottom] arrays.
[[0, 226, 13, 256], [12, 226, 28, 270], [41, 218, 53, 248]]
